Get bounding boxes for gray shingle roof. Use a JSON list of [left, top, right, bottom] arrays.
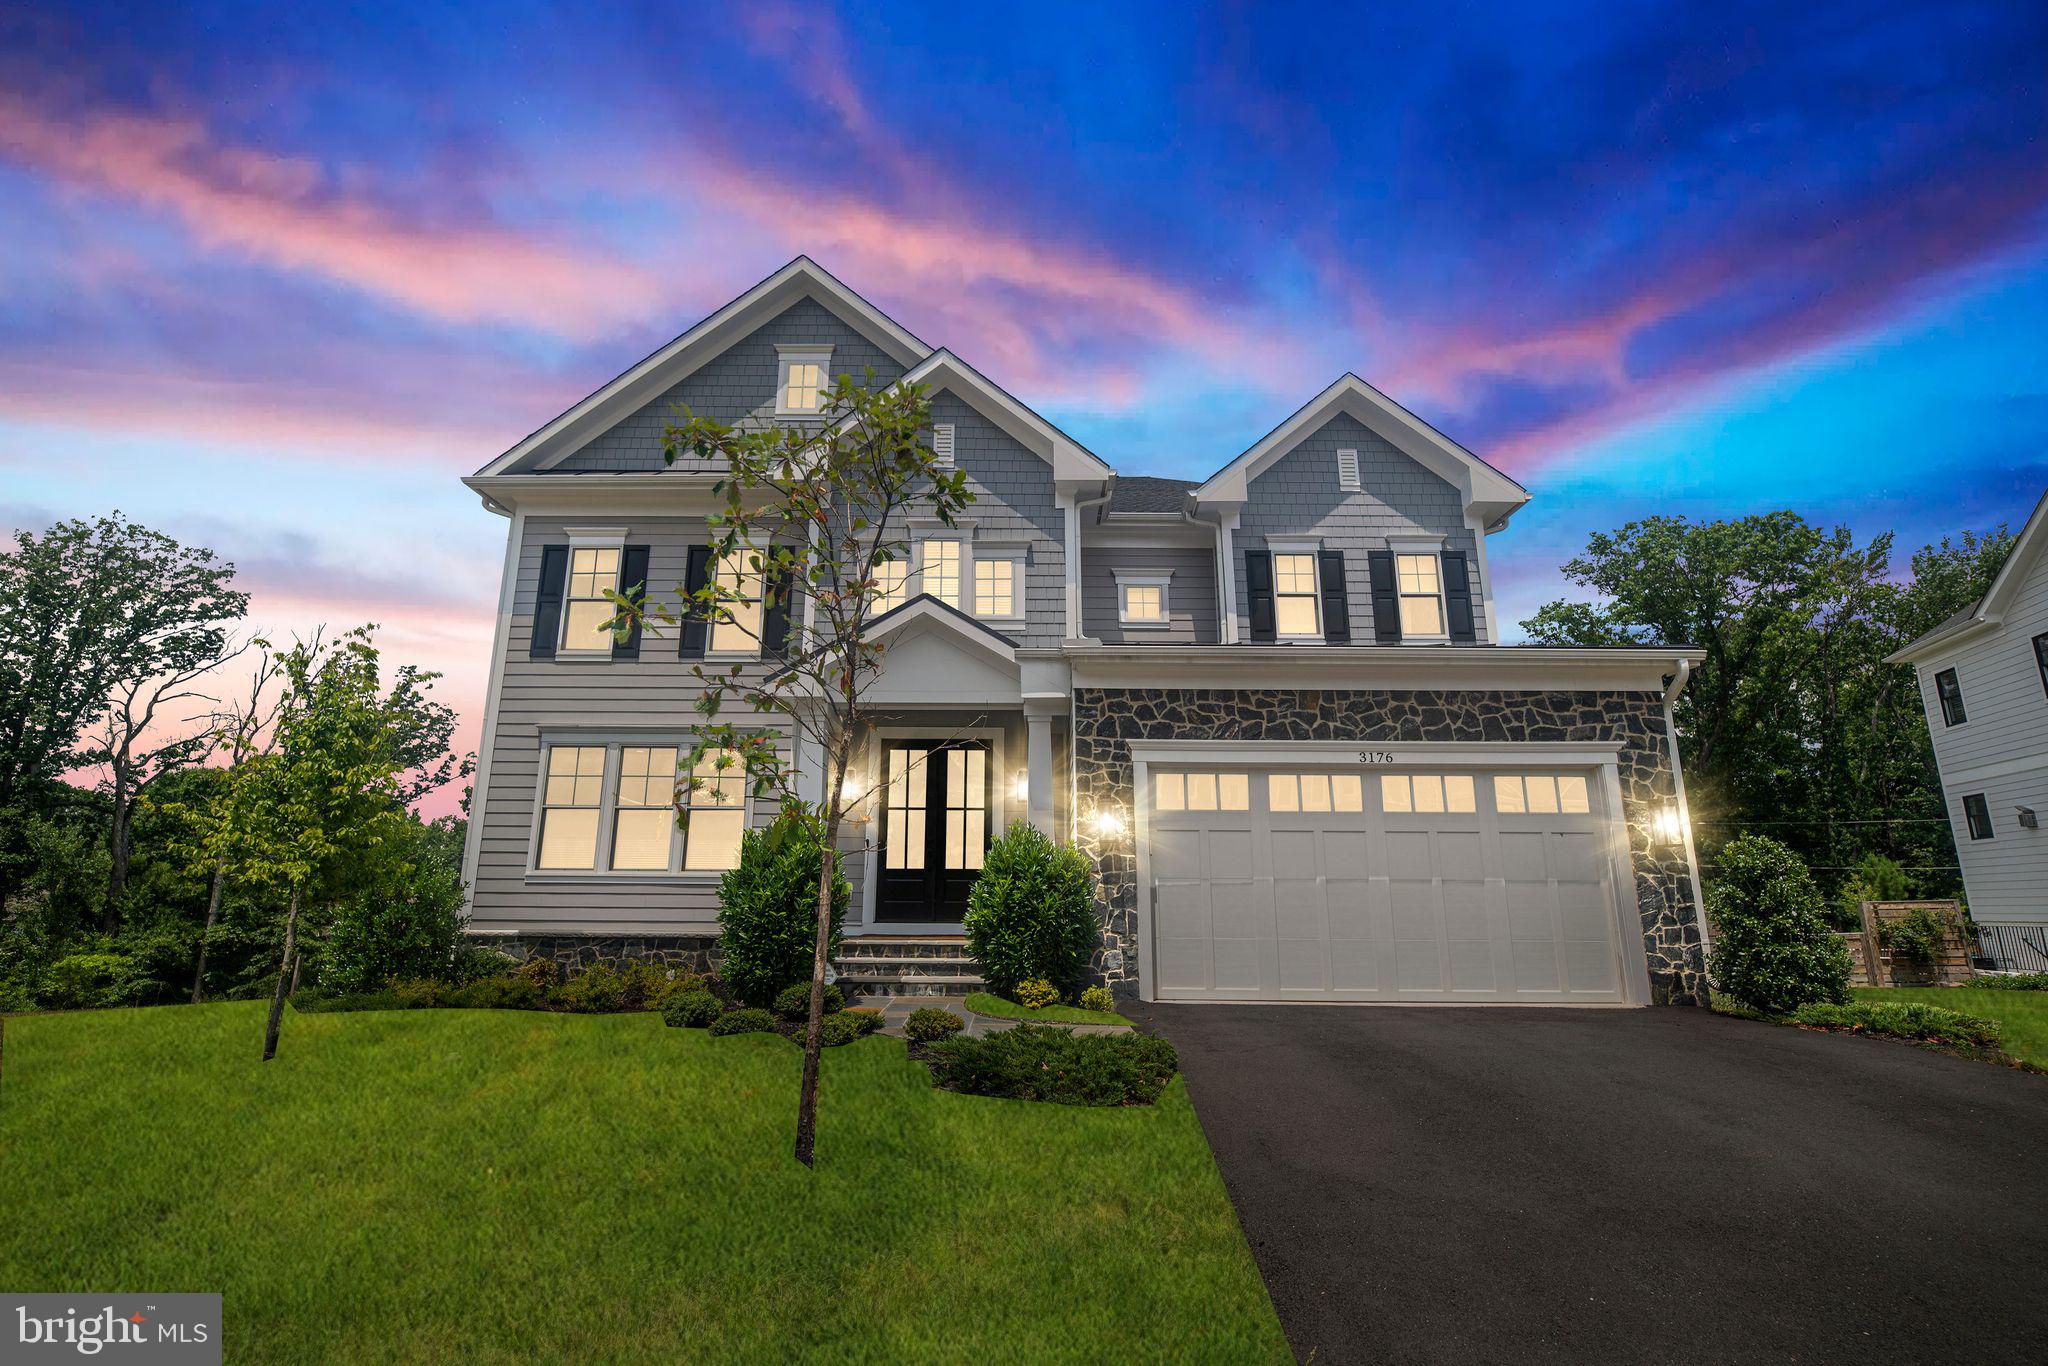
[[1109, 476, 1197, 515]]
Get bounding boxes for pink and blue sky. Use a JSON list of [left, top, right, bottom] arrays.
[[4, 1, 2046, 815]]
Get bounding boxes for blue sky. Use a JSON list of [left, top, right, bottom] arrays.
[[2, 0, 2044, 808]]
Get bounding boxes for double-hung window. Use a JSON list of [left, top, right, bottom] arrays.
[[710, 549, 765, 655], [533, 740, 749, 875], [537, 745, 607, 869], [1271, 545, 1321, 639], [872, 556, 909, 614], [1934, 668, 1967, 727], [921, 539, 963, 609], [1395, 553, 1446, 637], [561, 547, 622, 653], [775, 345, 832, 416], [611, 746, 677, 870], [1963, 792, 1994, 841], [683, 748, 747, 871], [2034, 633, 2048, 699]]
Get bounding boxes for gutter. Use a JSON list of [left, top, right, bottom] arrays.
[[1658, 655, 1712, 970]]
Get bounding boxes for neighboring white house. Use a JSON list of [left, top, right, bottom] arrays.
[[1889, 488, 2048, 962]]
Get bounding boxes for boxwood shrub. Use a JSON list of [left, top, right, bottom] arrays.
[[842, 1007, 883, 1036], [773, 981, 845, 1020], [817, 1012, 866, 1047], [707, 1006, 777, 1038], [925, 1025, 1179, 1106], [904, 1006, 964, 1042], [964, 823, 1097, 999], [662, 990, 724, 1028]]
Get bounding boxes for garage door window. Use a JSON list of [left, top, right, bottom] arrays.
[[1382, 773, 1476, 813], [1155, 771, 1250, 812], [1494, 774, 1590, 814], [1268, 773, 1365, 812]]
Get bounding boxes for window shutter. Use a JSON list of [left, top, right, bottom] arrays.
[[1337, 448, 1361, 491], [1318, 549, 1352, 644], [761, 560, 796, 657], [1245, 550, 1275, 642], [933, 423, 955, 467], [679, 545, 713, 658], [530, 545, 569, 659], [1443, 551, 1476, 643], [1368, 550, 1400, 643], [609, 545, 650, 659]]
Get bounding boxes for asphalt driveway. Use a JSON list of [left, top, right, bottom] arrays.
[[1133, 1002, 2048, 1365]]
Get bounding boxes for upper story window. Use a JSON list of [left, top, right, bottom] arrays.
[[775, 345, 833, 416], [1963, 792, 1993, 841], [1396, 554, 1446, 637], [922, 539, 963, 608], [1272, 547, 1321, 639], [872, 556, 909, 614], [562, 546, 622, 653], [1115, 570, 1172, 628], [2034, 633, 2048, 699], [710, 549, 764, 655], [1934, 668, 1967, 726], [973, 555, 1017, 619]]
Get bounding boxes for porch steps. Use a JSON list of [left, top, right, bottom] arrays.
[[833, 937, 985, 999]]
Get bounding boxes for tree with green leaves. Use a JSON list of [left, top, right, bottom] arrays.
[[616, 370, 973, 1167]]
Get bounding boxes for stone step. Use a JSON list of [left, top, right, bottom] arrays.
[[836, 938, 976, 962], [838, 972, 985, 999], [834, 954, 979, 977]]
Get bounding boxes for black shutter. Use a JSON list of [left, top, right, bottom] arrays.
[[530, 545, 569, 659], [1245, 550, 1275, 642], [611, 545, 649, 659], [1319, 550, 1351, 644], [1368, 550, 1400, 643], [761, 560, 796, 657], [679, 545, 713, 658], [1443, 551, 1476, 643]]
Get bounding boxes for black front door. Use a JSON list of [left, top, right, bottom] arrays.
[[878, 741, 990, 921]]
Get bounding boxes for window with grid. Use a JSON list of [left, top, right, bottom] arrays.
[[1396, 554, 1445, 636], [973, 556, 1016, 618], [710, 550, 765, 655], [1152, 772, 1251, 812], [922, 540, 962, 607], [683, 748, 747, 870], [944, 747, 989, 870], [872, 557, 908, 613], [1963, 793, 1993, 841], [1492, 774, 1591, 815], [537, 746, 607, 869], [780, 359, 826, 413], [1121, 583, 1164, 623], [610, 746, 677, 871], [1267, 773, 1363, 812], [1273, 553, 1321, 637], [1380, 773, 1476, 814], [884, 747, 927, 870], [562, 547, 621, 651], [1934, 668, 1967, 726]]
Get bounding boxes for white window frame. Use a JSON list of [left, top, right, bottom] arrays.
[[1269, 539, 1323, 642], [1389, 536, 1449, 643], [970, 544, 1026, 623], [870, 554, 910, 615], [1114, 568, 1174, 629], [774, 344, 833, 418], [917, 537, 967, 610], [527, 735, 755, 880], [706, 545, 766, 660], [558, 527, 628, 657]]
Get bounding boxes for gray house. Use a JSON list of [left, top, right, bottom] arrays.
[[459, 258, 1710, 1005], [1890, 488, 2048, 962]]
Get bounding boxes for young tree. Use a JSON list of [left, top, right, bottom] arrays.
[[618, 372, 971, 1166]]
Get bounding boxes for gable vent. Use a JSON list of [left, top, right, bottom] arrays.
[[933, 423, 956, 467], [1337, 448, 1361, 491]]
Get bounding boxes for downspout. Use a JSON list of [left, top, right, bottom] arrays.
[[1662, 657, 1712, 968], [1066, 480, 1114, 640]]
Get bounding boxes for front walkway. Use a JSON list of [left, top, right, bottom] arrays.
[[855, 994, 1127, 1038], [1135, 1001, 2048, 1365]]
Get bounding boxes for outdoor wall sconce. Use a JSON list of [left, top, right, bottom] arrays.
[[838, 776, 866, 820], [2019, 806, 2038, 831], [1651, 805, 1687, 845], [1012, 770, 1030, 803], [1092, 805, 1128, 838]]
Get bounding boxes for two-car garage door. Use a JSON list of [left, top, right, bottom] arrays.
[[1145, 764, 1634, 1003]]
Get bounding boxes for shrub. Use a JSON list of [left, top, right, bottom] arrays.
[[1975, 972, 2048, 991], [616, 961, 677, 1010], [319, 818, 467, 993], [925, 1025, 1179, 1105], [904, 1007, 965, 1042], [662, 990, 724, 1028], [1707, 835, 1851, 1014], [1792, 1001, 2001, 1049], [516, 957, 560, 991], [843, 1007, 883, 1036], [390, 978, 447, 1008], [964, 823, 1098, 998], [447, 942, 518, 984], [773, 981, 845, 1020], [1078, 985, 1116, 1014], [708, 1006, 777, 1037], [447, 975, 544, 1010], [1014, 978, 1061, 1009], [552, 963, 627, 1013], [1834, 852, 1914, 929], [38, 952, 141, 1011], [717, 817, 852, 1006], [818, 1012, 866, 1047], [1878, 907, 1950, 965]]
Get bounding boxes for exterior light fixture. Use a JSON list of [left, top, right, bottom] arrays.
[[2018, 806, 2038, 831], [1093, 806, 1128, 838], [839, 776, 864, 815], [1013, 771, 1030, 802], [1651, 806, 1686, 845]]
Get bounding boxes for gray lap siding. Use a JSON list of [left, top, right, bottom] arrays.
[[1080, 544, 1221, 644], [928, 389, 1067, 647]]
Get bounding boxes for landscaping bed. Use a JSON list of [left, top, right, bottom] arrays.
[[963, 991, 1128, 1027]]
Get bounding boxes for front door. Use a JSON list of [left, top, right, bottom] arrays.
[[878, 741, 990, 921]]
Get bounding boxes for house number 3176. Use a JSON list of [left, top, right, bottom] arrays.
[[1358, 750, 1396, 765]]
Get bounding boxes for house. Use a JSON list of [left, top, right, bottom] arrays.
[[1889, 489, 2048, 964], [458, 258, 1710, 1005]]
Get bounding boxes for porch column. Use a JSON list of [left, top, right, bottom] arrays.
[[1024, 701, 1059, 837]]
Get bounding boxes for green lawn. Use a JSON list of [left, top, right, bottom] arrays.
[[0, 1003, 1284, 1364], [963, 991, 1130, 1027], [1853, 987, 2048, 1066]]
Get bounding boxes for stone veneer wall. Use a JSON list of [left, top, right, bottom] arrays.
[[472, 934, 721, 976], [1072, 688, 1710, 1006]]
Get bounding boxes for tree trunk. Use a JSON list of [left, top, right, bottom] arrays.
[[191, 863, 227, 1004], [792, 813, 842, 1168], [262, 884, 302, 1062], [290, 948, 303, 996], [100, 761, 132, 934]]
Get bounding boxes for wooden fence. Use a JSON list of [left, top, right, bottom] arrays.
[[1837, 900, 1975, 988]]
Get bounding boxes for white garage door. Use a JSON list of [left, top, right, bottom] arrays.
[[1145, 766, 1631, 1003]]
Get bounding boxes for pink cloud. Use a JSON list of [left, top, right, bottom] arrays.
[[0, 92, 657, 339]]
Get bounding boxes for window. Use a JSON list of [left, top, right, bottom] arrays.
[[775, 346, 832, 416], [1153, 772, 1251, 812], [2037, 634, 2048, 699], [1273, 551, 1321, 637], [561, 547, 621, 652], [884, 747, 928, 870], [1396, 554, 1445, 637], [537, 746, 606, 869], [1493, 774, 1591, 815], [872, 557, 908, 614], [944, 747, 989, 871], [683, 748, 747, 871], [1381, 774, 1477, 814], [709, 549, 764, 655], [1934, 668, 1967, 726], [1268, 773, 1364, 813], [1115, 571, 1172, 627], [1963, 793, 1994, 841], [611, 746, 677, 871], [973, 556, 1018, 619], [921, 540, 962, 608], [1337, 448, 1361, 491]]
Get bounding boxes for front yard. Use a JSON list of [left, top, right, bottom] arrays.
[[0, 1002, 1285, 1363], [1854, 985, 2048, 1066]]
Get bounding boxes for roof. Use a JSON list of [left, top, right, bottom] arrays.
[[873, 349, 1114, 482], [1108, 476, 1196, 515], [1887, 486, 2048, 664]]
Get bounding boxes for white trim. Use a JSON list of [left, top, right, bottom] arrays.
[[563, 525, 628, 547], [480, 257, 930, 476], [1217, 511, 1241, 645], [848, 349, 1115, 482], [1940, 751, 2048, 785], [969, 543, 1028, 625], [1066, 643, 1702, 693], [931, 422, 955, 467], [1391, 546, 1450, 644], [459, 506, 525, 908], [1336, 447, 1361, 491], [866, 596, 1019, 665], [1113, 569, 1174, 629], [773, 344, 834, 418], [1888, 486, 2048, 663], [1125, 739, 1626, 767], [556, 541, 627, 658], [1268, 538, 1324, 642]]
